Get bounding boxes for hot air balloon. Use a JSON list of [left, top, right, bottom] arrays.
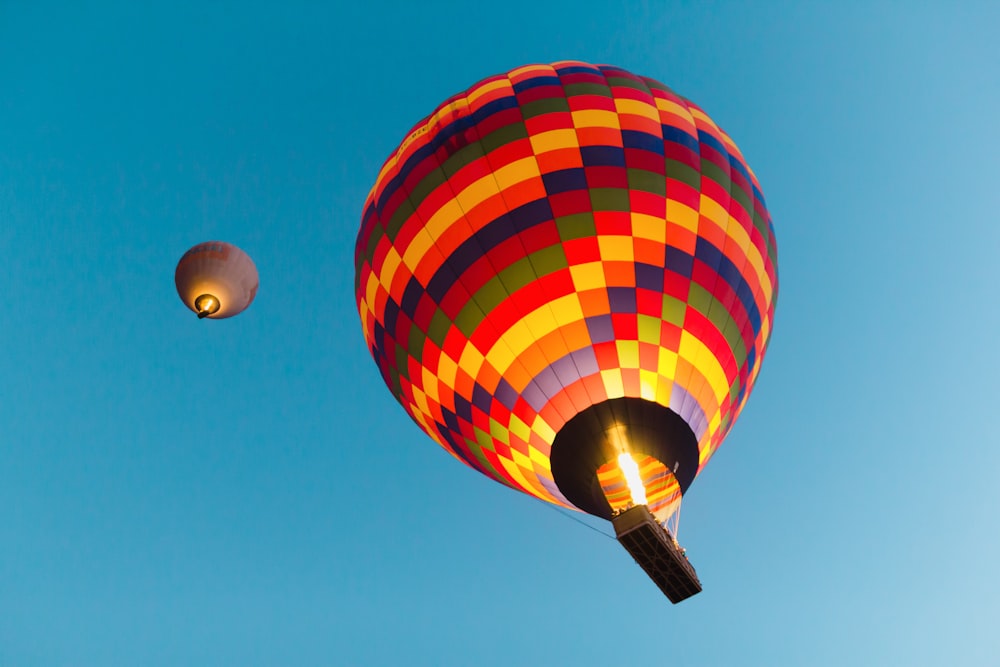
[[355, 62, 778, 602], [175, 241, 259, 319]]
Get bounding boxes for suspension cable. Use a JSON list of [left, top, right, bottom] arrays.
[[539, 501, 616, 540]]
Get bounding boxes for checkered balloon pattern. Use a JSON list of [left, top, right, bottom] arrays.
[[355, 62, 778, 516]]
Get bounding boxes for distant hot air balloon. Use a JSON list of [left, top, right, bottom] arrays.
[[175, 241, 259, 319], [354, 62, 778, 601]]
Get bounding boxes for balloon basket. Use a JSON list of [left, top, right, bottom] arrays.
[[612, 505, 702, 604]]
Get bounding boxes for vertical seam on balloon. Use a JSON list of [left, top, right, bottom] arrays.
[[620, 67, 669, 402], [719, 131, 763, 444], [515, 64, 610, 424], [702, 103, 736, 443], [385, 114, 498, 478], [628, 71, 680, 522], [480, 65, 605, 508], [704, 109, 732, 445], [665, 94, 698, 444], [593, 65, 667, 480], [563, 63, 627, 420], [720, 129, 759, 446], [458, 87, 567, 502], [497, 65, 592, 433], [698, 107, 736, 458], [718, 130, 748, 452], [422, 81, 568, 505], [551, 63, 614, 418], [646, 81, 693, 435], [640, 77, 680, 425], [591, 64, 639, 445], [464, 67, 588, 508], [474, 67, 588, 433], [674, 98, 709, 465]]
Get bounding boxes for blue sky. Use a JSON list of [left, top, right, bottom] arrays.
[[2, 2, 999, 665]]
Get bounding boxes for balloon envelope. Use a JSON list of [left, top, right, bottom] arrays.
[[355, 62, 777, 521], [175, 241, 259, 319]]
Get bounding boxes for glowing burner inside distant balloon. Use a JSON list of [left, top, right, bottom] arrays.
[[194, 293, 221, 319], [174, 241, 259, 320]]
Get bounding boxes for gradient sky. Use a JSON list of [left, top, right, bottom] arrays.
[[2, 2, 999, 665]]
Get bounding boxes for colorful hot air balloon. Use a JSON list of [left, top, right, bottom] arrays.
[[175, 241, 259, 319], [355, 62, 777, 601]]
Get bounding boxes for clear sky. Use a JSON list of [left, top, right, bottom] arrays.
[[2, 2, 999, 665]]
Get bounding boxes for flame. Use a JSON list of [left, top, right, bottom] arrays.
[[617, 452, 647, 506]]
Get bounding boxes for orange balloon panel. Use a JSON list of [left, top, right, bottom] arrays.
[[355, 62, 777, 520]]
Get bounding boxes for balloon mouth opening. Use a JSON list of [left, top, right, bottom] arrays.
[[195, 294, 221, 318], [549, 398, 699, 521]]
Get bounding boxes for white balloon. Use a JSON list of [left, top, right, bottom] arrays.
[[175, 241, 259, 319]]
